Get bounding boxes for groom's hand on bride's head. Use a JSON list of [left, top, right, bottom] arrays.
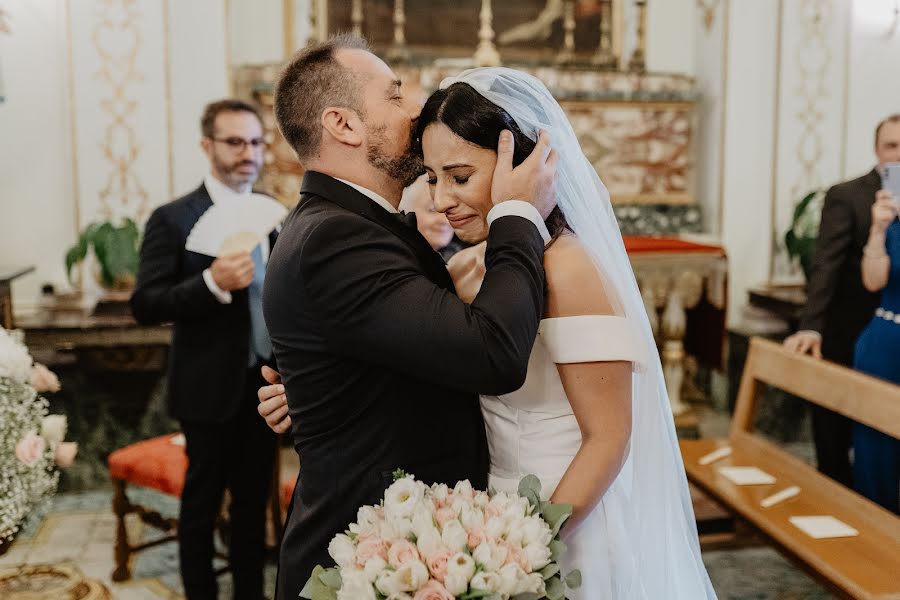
[[257, 366, 292, 434], [491, 128, 559, 219]]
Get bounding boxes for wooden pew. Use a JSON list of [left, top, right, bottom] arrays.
[[681, 337, 900, 599]]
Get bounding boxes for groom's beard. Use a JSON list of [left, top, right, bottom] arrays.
[[366, 123, 424, 188]]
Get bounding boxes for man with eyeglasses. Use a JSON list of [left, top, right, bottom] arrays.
[[131, 99, 277, 600]]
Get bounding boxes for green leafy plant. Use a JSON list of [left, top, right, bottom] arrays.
[[65, 219, 141, 289], [784, 189, 825, 280]]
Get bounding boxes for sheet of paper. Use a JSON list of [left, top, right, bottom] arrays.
[[717, 466, 776, 485], [789, 516, 859, 539]]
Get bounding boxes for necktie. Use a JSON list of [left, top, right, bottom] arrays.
[[247, 243, 272, 366]]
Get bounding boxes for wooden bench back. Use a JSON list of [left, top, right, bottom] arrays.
[[732, 337, 900, 441]]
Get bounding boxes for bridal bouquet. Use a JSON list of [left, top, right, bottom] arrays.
[[301, 471, 581, 600], [0, 327, 77, 546]]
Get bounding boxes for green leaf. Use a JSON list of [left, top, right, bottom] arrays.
[[541, 503, 573, 537], [392, 468, 409, 481], [300, 566, 332, 600], [517, 474, 541, 500], [545, 575, 565, 600], [511, 593, 542, 600], [549, 539, 567, 562], [539, 562, 560, 580], [318, 568, 342, 590], [564, 570, 582, 589]]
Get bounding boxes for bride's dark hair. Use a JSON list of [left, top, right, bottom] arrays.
[[414, 82, 568, 240]]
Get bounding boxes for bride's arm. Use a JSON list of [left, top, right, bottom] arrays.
[[544, 236, 632, 532], [446, 242, 487, 304]]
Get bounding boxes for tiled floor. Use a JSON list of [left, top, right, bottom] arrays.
[[0, 486, 836, 599]]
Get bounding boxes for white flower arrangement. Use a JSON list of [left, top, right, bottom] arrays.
[[302, 471, 581, 600], [0, 327, 76, 545]]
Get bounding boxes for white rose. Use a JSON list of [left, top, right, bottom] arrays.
[[416, 526, 444, 561], [498, 563, 527, 596], [503, 496, 529, 522], [394, 561, 429, 592], [521, 515, 553, 547], [440, 519, 468, 552], [432, 483, 450, 503], [385, 478, 424, 520], [443, 572, 469, 596], [0, 328, 33, 383], [473, 491, 490, 508], [506, 525, 524, 547], [337, 569, 376, 600], [363, 556, 387, 583], [470, 570, 502, 593], [460, 504, 485, 532], [386, 594, 414, 600], [411, 504, 436, 538], [524, 542, 553, 571], [376, 571, 402, 597], [357, 506, 380, 530], [484, 515, 507, 540], [473, 542, 507, 572], [453, 480, 474, 499], [328, 534, 356, 569], [390, 515, 413, 539], [40, 414, 68, 446], [445, 552, 476, 583], [488, 492, 512, 513]]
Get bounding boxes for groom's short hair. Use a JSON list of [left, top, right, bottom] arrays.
[[275, 34, 370, 162]]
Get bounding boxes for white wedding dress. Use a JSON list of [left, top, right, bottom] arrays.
[[482, 316, 715, 599]]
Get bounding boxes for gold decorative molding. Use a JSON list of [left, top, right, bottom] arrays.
[[283, 0, 295, 59], [697, 0, 720, 33], [65, 0, 82, 237], [91, 0, 150, 223], [792, 0, 831, 200], [768, 0, 784, 280], [715, 0, 730, 237]]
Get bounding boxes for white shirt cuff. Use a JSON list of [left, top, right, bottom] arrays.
[[797, 329, 821, 341], [203, 268, 232, 304], [486, 201, 551, 245]]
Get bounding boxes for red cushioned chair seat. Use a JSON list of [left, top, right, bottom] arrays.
[[108, 433, 188, 498], [623, 235, 724, 254], [280, 478, 296, 510]]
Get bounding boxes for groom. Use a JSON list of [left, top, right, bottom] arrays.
[[265, 35, 557, 598]]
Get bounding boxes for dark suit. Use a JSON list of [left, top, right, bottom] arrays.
[[799, 169, 882, 485], [131, 183, 278, 599], [264, 172, 545, 599]]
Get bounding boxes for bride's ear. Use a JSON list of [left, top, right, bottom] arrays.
[[321, 107, 364, 148]]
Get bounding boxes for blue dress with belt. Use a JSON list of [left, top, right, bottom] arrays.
[[852, 218, 900, 514]]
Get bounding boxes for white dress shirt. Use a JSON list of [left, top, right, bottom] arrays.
[[334, 177, 551, 244], [201, 174, 271, 304]]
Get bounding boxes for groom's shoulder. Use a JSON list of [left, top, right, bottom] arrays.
[[282, 195, 386, 247]]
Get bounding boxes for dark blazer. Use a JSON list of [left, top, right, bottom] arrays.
[[799, 169, 882, 366], [130, 183, 276, 423], [264, 172, 546, 598]]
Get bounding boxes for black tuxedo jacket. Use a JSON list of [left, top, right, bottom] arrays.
[[264, 172, 545, 598], [799, 169, 882, 365], [130, 183, 276, 423]]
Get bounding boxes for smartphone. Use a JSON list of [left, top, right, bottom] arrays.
[[884, 162, 900, 201]]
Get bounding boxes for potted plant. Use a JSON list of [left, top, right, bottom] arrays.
[[64, 219, 141, 315], [784, 189, 825, 281]]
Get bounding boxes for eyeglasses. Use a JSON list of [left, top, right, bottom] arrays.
[[210, 137, 267, 152]]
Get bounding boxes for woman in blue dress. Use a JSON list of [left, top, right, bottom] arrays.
[[853, 186, 900, 513]]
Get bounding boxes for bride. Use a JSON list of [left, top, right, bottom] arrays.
[[261, 67, 716, 599]]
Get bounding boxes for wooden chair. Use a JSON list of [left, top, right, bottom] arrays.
[[681, 337, 900, 599], [107, 433, 286, 582]]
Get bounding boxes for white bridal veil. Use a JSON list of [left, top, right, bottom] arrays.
[[439, 68, 717, 599]]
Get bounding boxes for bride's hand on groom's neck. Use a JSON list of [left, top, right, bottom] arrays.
[[491, 129, 559, 219]]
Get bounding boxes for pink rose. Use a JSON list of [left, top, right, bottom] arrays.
[[15, 432, 46, 467], [388, 539, 421, 568], [503, 541, 530, 573], [30, 363, 61, 393], [413, 579, 454, 600], [435, 507, 456, 529], [355, 536, 388, 567], [54, 442, 79, 468], [426, 550, 452, 582], [467, 529, 485, 549]]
